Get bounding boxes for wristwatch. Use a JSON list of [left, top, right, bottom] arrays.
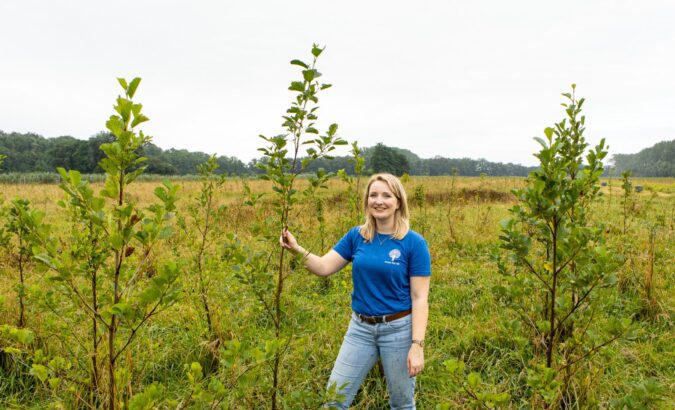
[[411, 339, 425, 348]]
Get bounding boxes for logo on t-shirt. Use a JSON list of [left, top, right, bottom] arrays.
[[385, 249, 402, 265]]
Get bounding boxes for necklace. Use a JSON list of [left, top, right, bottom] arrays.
[[376, 232, 392, 246]]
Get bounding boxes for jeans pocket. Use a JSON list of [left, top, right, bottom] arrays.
[[386, 314, 412, 330]]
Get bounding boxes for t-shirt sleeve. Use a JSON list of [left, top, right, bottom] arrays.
[[409, 236, 431, 276], [333, 227, 357, 261]]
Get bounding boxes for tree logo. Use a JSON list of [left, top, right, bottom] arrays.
[[388, 249, 401, 262]]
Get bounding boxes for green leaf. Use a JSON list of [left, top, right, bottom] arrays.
[[131, 113, 149, 128], [311, 44, 324, 57], [208, 377, 225, 394], [303, 69, 316, 82], [467, 372, 482, 388], [14, 328, 34, 344], [110, 233, 124, 250], [139, 286, 161, 306], [129, 382, 163, 410], [131, 103, 143, 117], [128, 77, 141, 99], [289, 81, 305, 92], [110, 303, 131, 317], [48, 377, 60, 390], [158, 226, 173, 239], [106, 116, 124, 137], [290, 59, 309, 68], [31, 364, 49, 382], [443, 359, 465, 375], [535, 136, 549, 152], [187, 362, 203, 383], [544, 127, 554, 140], [536, 320, 551, 333]]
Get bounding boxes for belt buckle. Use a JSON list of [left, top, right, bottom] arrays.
[[358, 313, 377, 325]]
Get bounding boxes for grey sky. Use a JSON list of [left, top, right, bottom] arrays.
[[1, 1, 673, 166]]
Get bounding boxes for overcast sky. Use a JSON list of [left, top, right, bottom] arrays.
[[1, 1, 673, 166]]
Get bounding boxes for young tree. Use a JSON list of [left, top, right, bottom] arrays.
[[497, 85, 628, 407], [0, 199, 45, 328], [180, 155, 226, 338], [338, 141, 365, 228], [254, 44, 346, 409], [621, 170, 633, 235], [32, 78, 181, 410]]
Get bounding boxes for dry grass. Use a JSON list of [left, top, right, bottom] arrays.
[[0, 176, 673, 408]]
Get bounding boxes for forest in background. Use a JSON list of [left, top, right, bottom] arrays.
[[0, 130, 672, 177], [610, 140, 675, 177]]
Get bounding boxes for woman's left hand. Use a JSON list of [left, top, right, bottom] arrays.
[[407, 344, 424, 377]]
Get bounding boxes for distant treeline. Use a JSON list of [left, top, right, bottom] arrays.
[[609, 140, 674, 177], [0, 131, 535, 176], [1, 131, 672, 177], [0, 131, 248, 175]]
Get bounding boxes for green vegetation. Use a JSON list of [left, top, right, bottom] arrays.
[[612, 140, 675, 177], [253, 44, 346, 408], [5, 130, 673, 178], [368, 143, 410, 175], [0, 130, 540, 177], [497, 86, 627, 407], [0, 52, 673, 409], [21, 78, 181, 409], [0, 131, 247, 176]]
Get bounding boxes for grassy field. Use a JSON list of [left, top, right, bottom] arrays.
[[0, 176, 673, 409]]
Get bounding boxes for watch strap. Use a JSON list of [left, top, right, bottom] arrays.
[[412, 339, 425, 348]]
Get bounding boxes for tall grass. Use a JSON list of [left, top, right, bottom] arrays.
[[0, 176, 673, 408]]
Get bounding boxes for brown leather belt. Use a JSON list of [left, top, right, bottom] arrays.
[[356, 309, 412, 325]]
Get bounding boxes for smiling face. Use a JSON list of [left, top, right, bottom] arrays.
[[367, 180, 400, 227], [359, 173, 410, 241]]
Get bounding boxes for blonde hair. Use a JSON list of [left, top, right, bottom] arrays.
[[359, 173, 410, 241]]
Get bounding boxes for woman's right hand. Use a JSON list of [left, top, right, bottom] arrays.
[[279, 228, 301, 254]]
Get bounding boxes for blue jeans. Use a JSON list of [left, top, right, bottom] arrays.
[[326, 312, 415, 409]]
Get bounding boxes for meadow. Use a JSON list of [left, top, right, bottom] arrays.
[[1, 174, 673, 409], [1, 51, 673, 409]]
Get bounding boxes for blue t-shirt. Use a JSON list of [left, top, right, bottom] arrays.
[[333, 226, 431, 316]]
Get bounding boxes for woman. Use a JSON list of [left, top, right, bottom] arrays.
[[280, 173, 431, 409]]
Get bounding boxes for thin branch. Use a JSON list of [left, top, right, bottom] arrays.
[[67, 278, 111, 328], [208, 350, 280, 409], [253, 283, 278, 328], [73, 389, 98, 410], [112, 297, 163, 362], [119, 246, 154, 298], [557, 306, 596, 358], [460, 384, 491, 410], [512, 305, 543, 339], [555, 275, 603, 330], [554, 244, 584, 276], [175, 389, 195, 410], [519, 257, 553, 292], [42, 299, 90, 353], [559, 333, 623, 373]]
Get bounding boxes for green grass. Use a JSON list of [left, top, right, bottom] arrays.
[[0, 177, 673, 408]]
